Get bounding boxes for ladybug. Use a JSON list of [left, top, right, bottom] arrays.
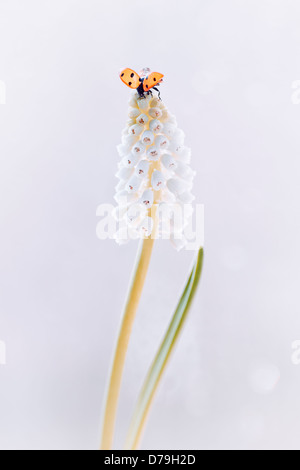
[[119, 67, 164, 99]]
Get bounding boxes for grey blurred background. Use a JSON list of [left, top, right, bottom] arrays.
[[0, 0, 300, 450]]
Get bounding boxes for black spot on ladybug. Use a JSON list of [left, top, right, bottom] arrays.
[[154, 78, 156, 81], [146, 85, 149, 89], [121, 73, 124, 77], [130, 73, 134, 78], [129, 81, 132, 86]]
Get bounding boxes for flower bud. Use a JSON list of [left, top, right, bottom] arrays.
[[128, 124, 144, 136], [162, 122, 176, 137], [116, 166, 133, 181], [128, 108, 141, 119], [147, 145, 161, 161], [149, 119, 163, 133], [137, 96, 150, 110], [139, 216, 154, 237], [175, 161, 195, 180], [149, 107, 162, 119], [166, 178, 188, 196], [178, 191, 195, 204], [141, 130, 154, 146], [132, 141, 146, 156], [126, 176, 142, 193], [155, 135, 169, 150], [126, 204, 145, 224], [161, 154, 177, 171], [135, 159, 150, 178], [136, 113, 149, 125], [122, 133, 137, 147], [141, 189, 154, 208], [122, 153, 139, 168], [150, 98, 161, 108], [117, 143, 131, 157], [151, 170, 165, 191]]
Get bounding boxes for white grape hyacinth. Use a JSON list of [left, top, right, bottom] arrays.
[[114, 90, 196, 251]]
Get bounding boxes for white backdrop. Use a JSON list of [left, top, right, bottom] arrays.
[[0, 0, 300, 450]]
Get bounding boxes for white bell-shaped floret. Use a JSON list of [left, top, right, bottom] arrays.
[[128, 108, 141, 119], [175, 161, 195, 180], [141, 189, 154, 208], [155, 135, 169, 150], [116, 166, 133, 181], [126, 176, 142, 193], [178, 191, 195, 204], [139, 216, 154, 237], [161, 154, 177, 171], [141, 130, 155, 146], [128, 124, 144, 137], [135, 159, 150, 178], [131, 141, 146, 156], [149, 107, 162, 119], [147, 146, 161, 161], [122, 153, 139, 168], [136, 113, 149, 125], [166, 178, 188, 196], [149, 119, 163, 133], [137, 96, 150, 110], [151, 170, 165, 191]]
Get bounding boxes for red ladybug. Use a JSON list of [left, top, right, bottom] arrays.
[[119, 67, 164, 99]]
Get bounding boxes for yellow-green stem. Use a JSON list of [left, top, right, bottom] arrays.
[[99, 235, 155, 450], [100, 156, 160, 450]]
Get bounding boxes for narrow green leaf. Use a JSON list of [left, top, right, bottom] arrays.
[[125, 248, 204, 450]]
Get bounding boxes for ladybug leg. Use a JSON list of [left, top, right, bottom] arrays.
[[152, 86, 161, 100]]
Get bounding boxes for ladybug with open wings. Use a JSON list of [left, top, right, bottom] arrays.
[[119, 67, 164, 99]]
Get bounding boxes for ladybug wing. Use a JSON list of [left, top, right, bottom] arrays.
[[119, 68, 141, 89], [143, 72, 164, 92]]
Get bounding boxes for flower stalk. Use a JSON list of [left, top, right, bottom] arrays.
[[100, 235, 155, 450], [100, 171, 160, 450]]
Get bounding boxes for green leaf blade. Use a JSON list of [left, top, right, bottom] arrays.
[[125, 248, 204, 450]]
